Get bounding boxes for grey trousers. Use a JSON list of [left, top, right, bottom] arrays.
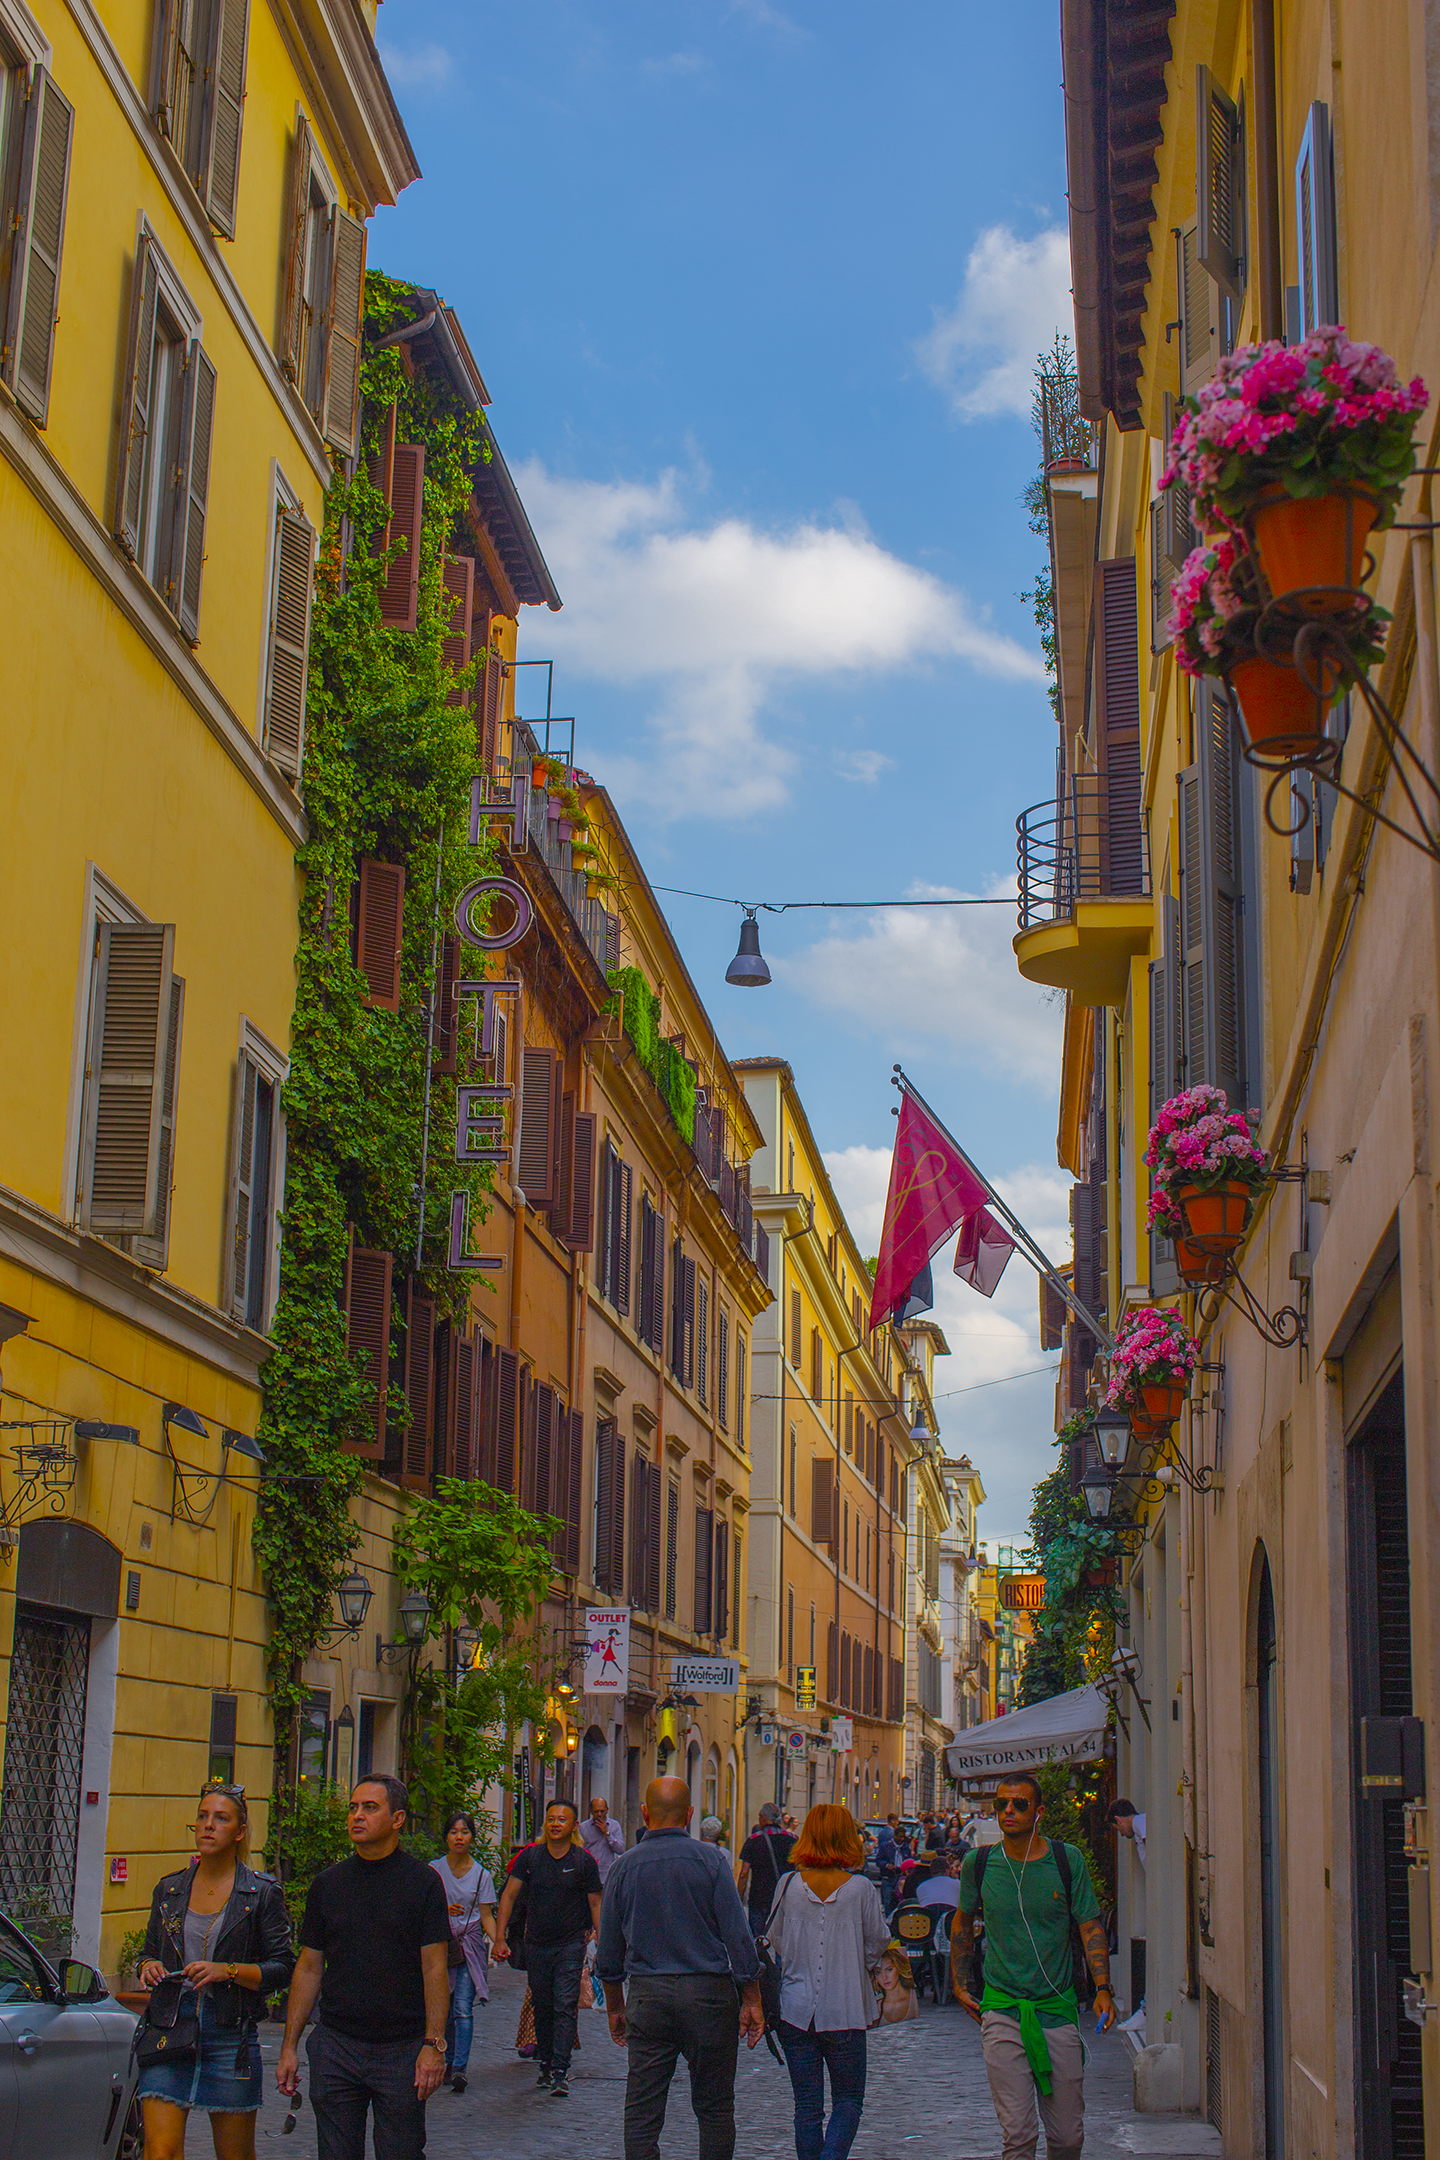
[[623, 1973, 741, 2160], [980, 2011, 1085, 2160]]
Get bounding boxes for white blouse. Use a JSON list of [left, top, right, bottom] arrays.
[[766, 1872, 890, 2033]]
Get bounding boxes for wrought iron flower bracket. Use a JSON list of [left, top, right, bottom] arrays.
[[1195, 1257, 1306, 1349], [0, 1421, 79, 1546]]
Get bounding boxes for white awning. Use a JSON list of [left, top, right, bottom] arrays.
[[944, 1684, 1108, 1780]]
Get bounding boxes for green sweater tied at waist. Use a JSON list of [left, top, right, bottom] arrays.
[[979, 1982, 1079, 2092]]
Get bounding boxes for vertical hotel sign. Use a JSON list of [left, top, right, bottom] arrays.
[[446, 764, 537, 1271]]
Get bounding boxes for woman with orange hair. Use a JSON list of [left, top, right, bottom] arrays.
[[761, 1803, 889, 2160]]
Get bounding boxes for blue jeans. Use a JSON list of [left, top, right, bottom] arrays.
[[778, 2022, 867, 2160], [447, 1963, 477, 2072]]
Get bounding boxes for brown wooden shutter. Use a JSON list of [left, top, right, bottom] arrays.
[[279, 111, 313, 385], [356, 859, 404, 1010], [1039, 1274, 1067, 1352], [594, 1417, 619, 1593], [264, 506, 315, 782], [80, 922, 175, 1235], [453, 1332, 476, 1479], [153, 0, 183, 137], [693, 1508, 713, 1633], [200, 0, 249, 238], [227, 1053, 259, 1318], [566, 1410, 584, 1572], [714, 1520, 729, 1640], [811, 1457, 834, 1547], [531, 1383, 555, 1517], [324, 209, 366, 455], [646, 1460, 662, 1612], [1196, 65, 1242, 301], [826, 1621, 838, 1704], [442, 556, 476, 707], [434, 933, 460, 1075], [495, 1347, 519, 1493], [173, 340, 217, 641], [517, 1047, 557, 1204], [1179, 220, 1215, 398], [549, 1092, 575, 1240], [790, 1288, 801, 1365], [367, 398, 396, 550], [628, 1453, 649, 1604], [475, 1336, 497, 1483], [1094, 559, 1143, 895], [617, 1161, 632, 1314], [130, 974, 184, 1269], [2, 67, 73, 426], [566, 1114, 596, 1252], [378, 443, 424, 630], [402, 1285, 435, 1490], [343, 1237, 391, 1457], [116, 238, 160, 558]]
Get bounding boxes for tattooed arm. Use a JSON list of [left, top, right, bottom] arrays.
[[1080, 1917, 1116, 2030], [951, 1907, 980, 2013]]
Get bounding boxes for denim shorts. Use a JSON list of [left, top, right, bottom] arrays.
[[136, 1993, 263, 2115]]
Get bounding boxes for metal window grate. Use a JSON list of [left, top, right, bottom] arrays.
[[1205, 1987, 1223, 2131], [0, 1604, 91, 1925]]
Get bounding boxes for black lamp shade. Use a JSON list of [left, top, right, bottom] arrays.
[[336, 1571, 373, 1632], [399, 1588, 431, 1645], [725, 913, 771, 987], [1094, 1408, 1130, 1468]]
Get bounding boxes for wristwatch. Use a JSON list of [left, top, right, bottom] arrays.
[[226, 1963, 238, 1981], [422, 2037, 447, 2056]]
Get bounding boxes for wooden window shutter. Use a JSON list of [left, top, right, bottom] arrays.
[[1179, 221, 1215, 398], [826, 1621, 838, 1704], [279, 111, 313, 385], [434, 933, 460, 1076], [116, 238, 161, 558], [1148, 892, 1182, 1296], [442, 555, 476, 707], [532, 1383, 555, 1519], [227, 1052, 260, 1318], [717, 1309, 729, 1427], [378, 443, 424, 630], [1296, 102, 1337, 335], [1178, 757, 1206, 1093], [79, 922, 175, 1234], [811, 1457, 834, 1547], [549, 1091, 575, 1240], [2, 67, 73, 426], [714, 1519, 729, 1640], [495, 1347, 519, 1493], [453, 1332, 476, 1479], [696, 1277, 708, 1404], [1198, 689, 1246, 1105], [549, 1404, 571, 1566], [172, 339, 217, 642], [1159, 393, 1196, 568], [628, 1453, 649, 1604], [130, 974, 185, 1269], [1094, 559, 1144, 895], [264, 506, 315, 782], [566, 1410, 583, 1572], [200, 0, 249, 239], [809, 1327, 821, 1402], [343, 1237, 391, 1457], [693, 1507, 713, 1634], [594, 1417, 618, 1593], [1039, 1274, 1067, 1352], [367, 398, 397, 550], [324, 209, 366, 455], [617, 1161, 632, 1314], [475, 1337, 497, 1484], [517, 1047, 557, 1204], [566, 1114, 596, 1252], [790, 1287, 801, 1365], [646, 1460, 662, 1613], [637, 1198, 654, 1345], [684, 1258, 697, 1388], [356, 858, 405, 1010], [401, 1285, 435, 1490], [650, 1214, 666, 1356], [1196, 66, 1243, 300], [598, 1141, 617, 1297]]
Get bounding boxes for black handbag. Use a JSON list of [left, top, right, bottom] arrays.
[[133, 1976, 200, 2069], [754, 1874, 796, 2062]]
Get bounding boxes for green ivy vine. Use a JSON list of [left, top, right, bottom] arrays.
[[255, 273, 503, 1836]]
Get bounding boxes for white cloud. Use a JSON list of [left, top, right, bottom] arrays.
[[729, 0, 805, 33], [825, 1144, 1072, 1546], [377, 41, 454, 90], [834, 748, 891, 785], [916, 225, 1073, 421], [778, 879, 1064, 1090], [514, 464, 1044, 821]]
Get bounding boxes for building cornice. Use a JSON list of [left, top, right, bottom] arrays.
[[271, 0, 420, 208]]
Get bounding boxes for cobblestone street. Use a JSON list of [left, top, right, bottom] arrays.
[[255, 1968, 1222, 2159]]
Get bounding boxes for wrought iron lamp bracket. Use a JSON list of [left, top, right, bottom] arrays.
[[0, 1423, 80, 1546], [1131, 1433, 1220, 1498]]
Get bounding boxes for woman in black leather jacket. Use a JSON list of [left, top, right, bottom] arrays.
[[136, 1782, 294, 2158]]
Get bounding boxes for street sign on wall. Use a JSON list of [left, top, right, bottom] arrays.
[[584, 1608, 630, 1692], [670, 1656, 740, 1693], [1000, 1575, 1047, 1611]]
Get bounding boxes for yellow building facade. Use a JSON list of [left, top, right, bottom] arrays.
[[1029, 0, 1440, 2144], [0, 0, 413, 1969]]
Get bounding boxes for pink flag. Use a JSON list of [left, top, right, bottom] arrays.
[[869, 1094, 987, 1330], [954, 1207, 1016, 1298]]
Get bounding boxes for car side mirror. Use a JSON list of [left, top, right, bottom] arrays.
[[58, 1960, 108, 2003]]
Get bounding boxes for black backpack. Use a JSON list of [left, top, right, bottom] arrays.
[[972, 1840, 1090, 2001]]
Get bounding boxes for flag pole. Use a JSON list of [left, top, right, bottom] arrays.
[[890, 1066, 1115, 1353]]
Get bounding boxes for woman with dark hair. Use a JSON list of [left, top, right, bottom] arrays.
[[430, 1811, 496, 2094], [763, 1803, 889, 2160], [136, 1781, 294, 2159]]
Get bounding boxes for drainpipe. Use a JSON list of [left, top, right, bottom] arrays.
[[1250, 0, 1284, 341]]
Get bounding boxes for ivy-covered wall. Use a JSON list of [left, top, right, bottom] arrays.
[[607, 963, 697, 1145], [255, 273, 497, 1766]]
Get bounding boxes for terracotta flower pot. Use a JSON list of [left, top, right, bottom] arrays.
[[1127, 1409, 1165, 1441], [1175, 1234, 1229, 1286], [1226, 653, 1336, 759], [1138, 1377, 1188, 1428], [1177, 1178, 1253, 1255], [1081, 1561, 1118, 1589], [1250, 485, 1378, 610]]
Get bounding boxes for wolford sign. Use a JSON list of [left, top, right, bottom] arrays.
[[446, 765, 540, 1273]]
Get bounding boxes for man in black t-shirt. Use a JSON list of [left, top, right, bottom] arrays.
[[277, 1774, 450, 2160], [734, 1801, 795, 1936], [493, 1801, 603, 2098]]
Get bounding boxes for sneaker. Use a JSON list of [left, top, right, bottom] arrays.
[[535, 2067, 552, 2089], [450, 2074, 467, 2095], [550, 2076, 569, 2098]]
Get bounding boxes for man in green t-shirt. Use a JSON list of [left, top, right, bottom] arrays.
[[951, 1773, 1115, 2160]]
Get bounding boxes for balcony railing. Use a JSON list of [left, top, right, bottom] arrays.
[[1016, 769, 1148, 930]]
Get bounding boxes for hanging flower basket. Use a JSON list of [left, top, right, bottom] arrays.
[[1081, 1560, 1118, 1589], [1248, 484, 1378, 610], [1138, 1377, 1189, 1429], [1225, 651, 1337, 758], [1174, 1235, 1230, 1287], [1128, 1410, 1167, 1442], [1145, 1084, 1268, 1254], [1105, 1307, 1201, 1422]]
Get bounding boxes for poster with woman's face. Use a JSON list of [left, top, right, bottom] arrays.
[[873, 1952, 919, 2023]]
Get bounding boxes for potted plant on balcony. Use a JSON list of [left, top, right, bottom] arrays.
[[1163, 328, 1427, 608], [1106, 1306, 1200, 1432], [1146, 1083, 1269, 1267]]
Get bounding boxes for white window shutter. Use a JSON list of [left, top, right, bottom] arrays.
[[264, 506, 315, 782], [130, 976, 185, 1269], [2, 66, 74, 427], [1296, 102, 1337, 334]]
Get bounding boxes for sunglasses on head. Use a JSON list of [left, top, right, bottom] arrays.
[[199, 1781, 246, 1804]]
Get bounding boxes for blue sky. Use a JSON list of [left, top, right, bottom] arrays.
[[371, 0, 1075, 1542]]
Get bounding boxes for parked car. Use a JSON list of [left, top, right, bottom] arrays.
[[0, 1911, 138, 2159]]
